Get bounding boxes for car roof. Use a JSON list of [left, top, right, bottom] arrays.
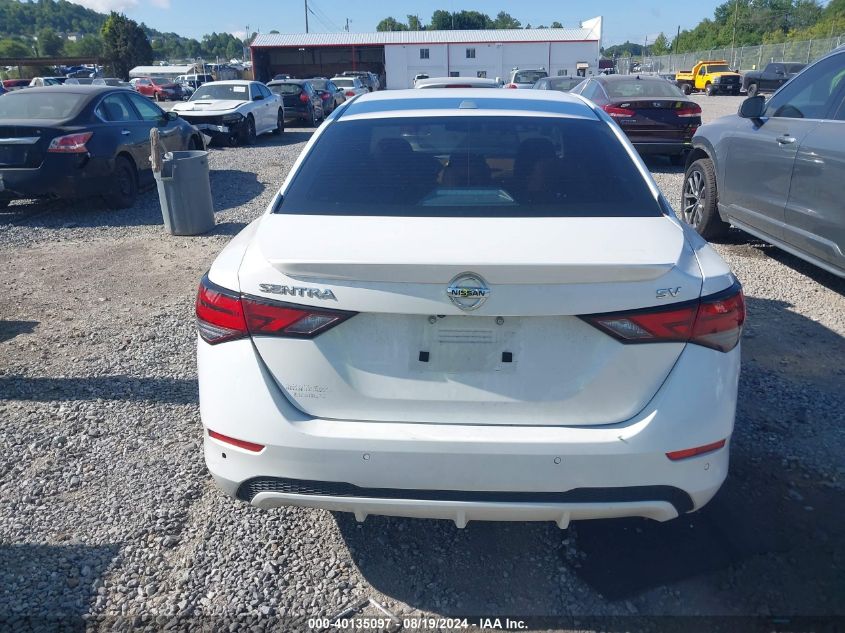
[[339, 89, 598, 120], [268, 79, 308, 84], [201, 80, 254, 86], [414, 77, 501, 88], [595, 74, 670, 83]]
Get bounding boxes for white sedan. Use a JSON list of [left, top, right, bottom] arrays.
[[330, 76, 368, 99], [196, 89, 744, 528], [171, 80, 283, 146]]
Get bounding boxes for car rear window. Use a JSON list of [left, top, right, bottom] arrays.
[[604, 80, 684, 98], [332, 78, 354, 87], [0, 93, 85, 119], [278, 116, 660, 218], [514, 70, 547, 84]]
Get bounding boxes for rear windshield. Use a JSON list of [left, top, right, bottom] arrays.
[[278, 116, 660, 217], [514, 70, 548, 83], [0, 93, 84, 119], [604, 79, 684, 98], [332, 78, 354, 87], [269, 83, 302, 94], [549, 77, 583, 91]]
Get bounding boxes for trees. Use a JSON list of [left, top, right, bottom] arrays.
[[407, 15, 423, 30], [101, 12, 152, 79], [650, 32, 670, 55], [36, 27, 64, 56], [376, 17, 408, 31], [64, 34, 102, 57], [493, 11, 521, 29], [0, 38, 33, 58]]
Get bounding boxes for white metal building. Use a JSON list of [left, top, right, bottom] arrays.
[[250, 18, 602, 89]]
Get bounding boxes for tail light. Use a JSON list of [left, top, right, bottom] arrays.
[[47, 132, 93, 153], [195, 275, 355, 345], [677, 104, 702, 118], [344, 90, 356, 96], [582, 282, 745, 352], [602, 104, 635, 118], [299, 93, 309, 103], [504, 83, 518, 89]]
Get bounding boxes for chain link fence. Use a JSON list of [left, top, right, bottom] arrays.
[[614, 34, 844, 75]]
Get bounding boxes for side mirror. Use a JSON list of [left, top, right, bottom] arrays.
[[739, 95, 766, 120], [253, 94, 264, 101], [165, 111, 178, 122]]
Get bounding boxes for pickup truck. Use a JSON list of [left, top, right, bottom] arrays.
[[675, 60, 742, 96], [741, 62, 806, 96]]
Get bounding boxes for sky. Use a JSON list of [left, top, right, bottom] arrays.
[[66, 0, 728, 46]]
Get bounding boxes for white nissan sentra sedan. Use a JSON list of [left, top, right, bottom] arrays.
[[196, 89, 745, 528]]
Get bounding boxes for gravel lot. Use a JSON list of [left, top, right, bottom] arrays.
[[1, 96, 843, 631]]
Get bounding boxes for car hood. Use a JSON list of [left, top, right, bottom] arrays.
[[172, 100, 246, 114]]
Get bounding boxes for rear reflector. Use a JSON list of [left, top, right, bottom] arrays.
[[47, 131, 93, 153], [666, 439, 726, 461], [208, 430, 264, 453], [195, 275, 355, 345], [344, 90, 356, 96], [504, 83, 518, 89], [582, 281, 745, 352]]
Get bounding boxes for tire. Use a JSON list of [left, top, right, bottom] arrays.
[[188, 135, 203, 150], [681, 158, 729, 240], [104, 156, 138, 209], [241, 115, 257, 145], [746, 83, 758, 97], [681, 83, 692, 95], [155, 92, 163, 102], [272, 110, 284, 135], [705, 82, 714, 96]]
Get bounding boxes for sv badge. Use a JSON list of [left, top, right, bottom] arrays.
[[656, 287, 682, 299]]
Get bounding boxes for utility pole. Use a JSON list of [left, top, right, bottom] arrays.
[[304, 0, 309, 33], [730, 0, 740, 67], [345, 18, 350, 32]]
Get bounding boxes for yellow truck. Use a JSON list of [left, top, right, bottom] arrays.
[[674, 60, 741, 96]]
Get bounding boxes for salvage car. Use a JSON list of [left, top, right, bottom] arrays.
[[570, 74, 702, 164], [133, 76, 183, 101], [505, 67, 548, 89], [196, 89, 745, 527], [266, 79, 323, 126], [682, 48, 845, 278], [171, 80, 284, 146], [307, 78, 345, 115], [330, 76, 368, 99], [0, 86, 203, 209], [532, 76, 584, 92]]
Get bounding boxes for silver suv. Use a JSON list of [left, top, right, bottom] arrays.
[[506, 67, 548, 89], [682, 48, 845, 278]]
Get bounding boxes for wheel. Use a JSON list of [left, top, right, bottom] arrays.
[[272, 110, 284, 135], [681, 158, 729, 240], [746, 83, 758, 97], [241, 115, 257, 145], [155, 92, 163, 102], [104, 156, 138, 209], [188, 135, 203, 150], [705, 82, 714, 96], [681, 83, 692, 95], [669, 153, 685, 167]]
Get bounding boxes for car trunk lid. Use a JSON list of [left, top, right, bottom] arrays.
[[237, 214, 702, 426]]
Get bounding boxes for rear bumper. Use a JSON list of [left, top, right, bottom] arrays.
[[283, 105, 312, 121], [198, 338, 740, 526], [0, 155, 113, 200], [632, 141, 693, 156]]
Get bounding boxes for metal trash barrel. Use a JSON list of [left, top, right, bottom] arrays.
[[154, 150, 215, 236]]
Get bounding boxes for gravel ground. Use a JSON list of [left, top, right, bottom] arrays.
[[1, 98, 844, 632]]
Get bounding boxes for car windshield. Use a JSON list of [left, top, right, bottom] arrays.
[[269, 83, 302, 94], [0, 93, 84, 119], [706, 65, 731, 73], [332, 78, 354, 87], [278, 116, 660, 218], [151, 77, 172, 85], [514, 70, 547, 83], [604, 79, 684, 98], [190, 84, 250, 100]]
